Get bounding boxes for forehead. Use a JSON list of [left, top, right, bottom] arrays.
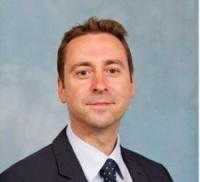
[[64, 33, 127, 62]]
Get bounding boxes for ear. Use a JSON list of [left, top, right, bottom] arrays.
[[57, 78, 67, 103]]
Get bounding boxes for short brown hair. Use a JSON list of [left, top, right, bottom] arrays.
[[57, 17, 134, 83]]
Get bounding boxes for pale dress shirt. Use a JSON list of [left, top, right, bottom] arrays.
[[66, 123, 132, 182]]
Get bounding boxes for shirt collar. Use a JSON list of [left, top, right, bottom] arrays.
[[66, 123, 124, 181]]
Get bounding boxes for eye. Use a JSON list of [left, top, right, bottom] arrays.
[[75, 70, 91, 79], [106, 67, 121, 76], [109, 68, 119, 73], [78, 70, 88, 75]]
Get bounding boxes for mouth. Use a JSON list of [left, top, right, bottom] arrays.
[[86, 101, 115, 108]]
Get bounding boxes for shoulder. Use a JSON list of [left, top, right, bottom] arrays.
[[0, 144, 56, 182], [121, 147, 173, 181], [122, 147, 162, 167]]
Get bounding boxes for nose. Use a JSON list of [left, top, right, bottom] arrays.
[[91, 72, 108, 93]]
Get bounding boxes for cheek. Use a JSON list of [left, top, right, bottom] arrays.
[[111, 80, 132, 95], [65, 82, 90, 99]]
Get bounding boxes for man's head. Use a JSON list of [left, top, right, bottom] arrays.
[[57, 17, 134, 85], [57, 17, 135, 133]]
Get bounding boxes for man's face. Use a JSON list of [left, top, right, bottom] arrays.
[[58, 33, 135, 130]]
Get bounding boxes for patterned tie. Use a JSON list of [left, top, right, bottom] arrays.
[[100, 158, 118, 182]]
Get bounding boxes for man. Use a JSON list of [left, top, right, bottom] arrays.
[[0, 17, 173, 182]]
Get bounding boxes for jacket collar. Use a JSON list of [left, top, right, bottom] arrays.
[[121, 147, 149, 182], [52, 127, 88, 182], [51, 126, 149, 182]]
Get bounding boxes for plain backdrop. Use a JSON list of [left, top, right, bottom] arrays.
[[0, 0, 198, 181]]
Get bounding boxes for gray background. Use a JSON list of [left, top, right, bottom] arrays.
[[0, 0, 198, 181]]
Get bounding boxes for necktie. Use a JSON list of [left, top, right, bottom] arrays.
[[100, 158, 118, 182]]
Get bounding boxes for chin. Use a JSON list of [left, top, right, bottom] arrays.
[[86, 117, 119, 130]]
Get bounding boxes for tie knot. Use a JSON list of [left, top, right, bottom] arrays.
[[100, 159, 118, 182]]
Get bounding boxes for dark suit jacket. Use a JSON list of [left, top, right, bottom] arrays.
[[0, 127, 173, 182]]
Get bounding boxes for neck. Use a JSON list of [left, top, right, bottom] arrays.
[[70, 121, 120, 155]]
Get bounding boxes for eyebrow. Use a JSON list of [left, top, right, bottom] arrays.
[[104, 59, 124, 67], [70, 59, 124, 72], [70, 62, 92, 72]]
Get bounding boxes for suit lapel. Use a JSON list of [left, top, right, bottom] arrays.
[[52, 127, 88, 182], [51, 127, 150, 182], [121, 147, 149, 182]]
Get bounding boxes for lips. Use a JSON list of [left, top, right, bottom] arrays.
[[85, 95, 115, 108], [87, 101, 113, 105], [86, 102, 114, 106], [86, 100, 115, 108]]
